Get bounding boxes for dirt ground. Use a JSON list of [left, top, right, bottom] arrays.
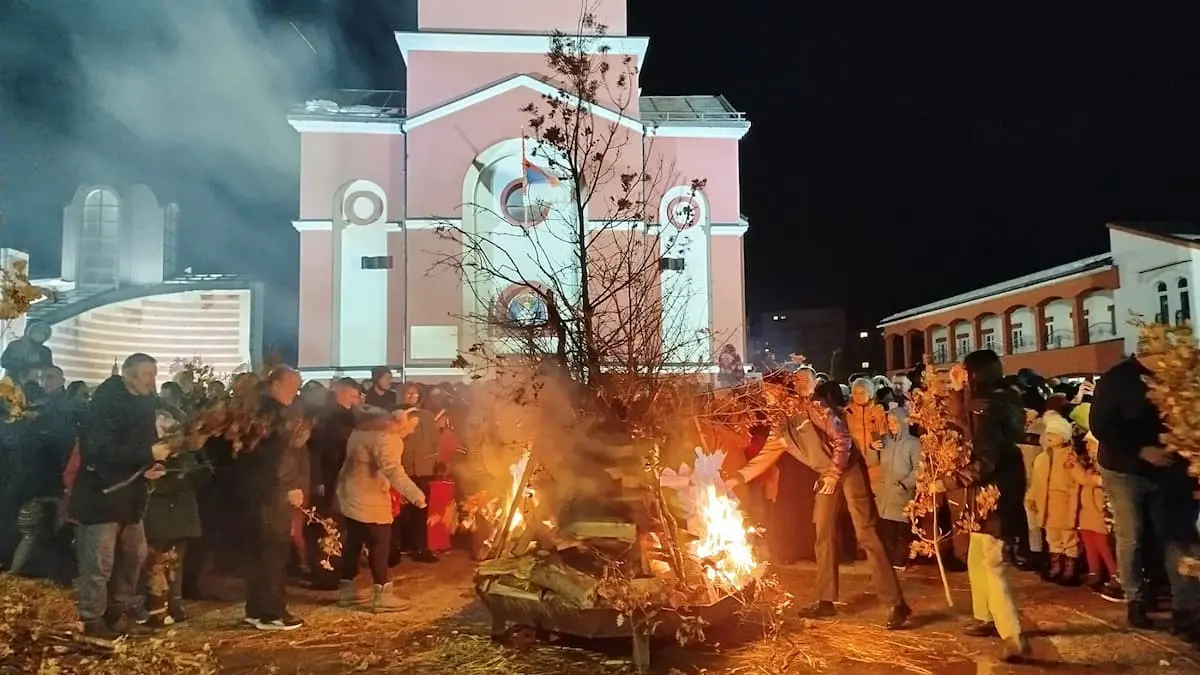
[[148, 551, 1200, 674]]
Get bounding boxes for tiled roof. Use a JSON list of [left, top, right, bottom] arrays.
[[878, 253, 1113, 326]]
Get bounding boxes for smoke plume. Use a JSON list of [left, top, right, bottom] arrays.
[[0, 0, 358, 352]]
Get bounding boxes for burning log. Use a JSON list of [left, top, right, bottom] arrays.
[[560, 520, 637, 542], [529, 556, 600, 608]]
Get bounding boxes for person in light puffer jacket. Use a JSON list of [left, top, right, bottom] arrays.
[[336, 407, 427, 613], [876, 407, 920, 569]]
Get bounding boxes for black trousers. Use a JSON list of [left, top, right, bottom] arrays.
[[877, 518, 912, 567], [393, 476, 432, 556], [243, 505, 292, 620], [342, 518, 390, 585]]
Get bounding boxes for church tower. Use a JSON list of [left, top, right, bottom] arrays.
[[288, 0, 750, 381]]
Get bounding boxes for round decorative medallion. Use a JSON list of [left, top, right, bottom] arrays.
[[343, 190, 384, 226], [507, 290, 549, 326], [497, 284, 551, 329], [665, 195, 700, 229]]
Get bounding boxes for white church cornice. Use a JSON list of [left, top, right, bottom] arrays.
[[286, 118, 404, 135], [294, 218, 746, 236], [394, 31, 650, 67], [404, 74, 644, 134]]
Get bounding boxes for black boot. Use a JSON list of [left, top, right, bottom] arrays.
[[1056, 556, 1081, 586], [886, 603, 912, 630], [1042, 553, 1062, 581], [797, 601, 836, 619], [1128, 600, 1151, 629], [1016, 550, 1044, 572]]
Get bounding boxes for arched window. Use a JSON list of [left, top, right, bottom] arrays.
[[80, 188, 120, 284], [1179, 277, 1191, 324], [1157, 281, 1169, 324], [164, 203, 180, 276]]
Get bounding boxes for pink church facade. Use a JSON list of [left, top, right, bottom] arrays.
[[288, 0, 750, 382]]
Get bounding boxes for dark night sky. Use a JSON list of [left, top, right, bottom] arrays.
[[2, 1, 1200, 353]]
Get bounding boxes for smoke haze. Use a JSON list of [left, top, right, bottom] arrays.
[[0, 0, 408, 355]]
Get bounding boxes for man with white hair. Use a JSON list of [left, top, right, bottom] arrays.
[[71, 353, 172, 639]]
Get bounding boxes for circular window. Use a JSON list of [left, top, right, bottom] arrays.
[[665, 195, 700, 229], [501, 180, 550, 226]]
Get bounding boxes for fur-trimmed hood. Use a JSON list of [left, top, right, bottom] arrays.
[[353, 404, 396, 431]]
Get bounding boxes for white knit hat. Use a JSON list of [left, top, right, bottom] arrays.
[[1041, 412, 1074, 443]]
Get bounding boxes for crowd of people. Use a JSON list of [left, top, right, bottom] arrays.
[[0, 357, 464, 639], [726, 346, 1200, 662], [1, 343, 1198, 665]]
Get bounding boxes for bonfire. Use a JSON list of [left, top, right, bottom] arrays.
[[473, 440, 763, 673]]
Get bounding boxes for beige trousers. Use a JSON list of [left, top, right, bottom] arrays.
[[1044, 527, 1080, 557], [968, 532, 1022, 640]]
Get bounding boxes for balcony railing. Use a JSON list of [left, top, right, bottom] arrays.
[[982, 338, 1003, 355], [931, 347, 950, 364], [1088, 322, 1117, 341], [1044, 329, 1076, 350], [1010, 334, 1037, 354]]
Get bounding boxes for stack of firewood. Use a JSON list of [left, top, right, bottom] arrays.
[[475, 517, 683, 608]]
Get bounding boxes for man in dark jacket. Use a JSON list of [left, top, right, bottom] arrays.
[[238, 366, 308, 631], [70, 353, 171, 639], [394, 383, 440, 564], [364, 367, 398, 411], [305, 377, 359, 589], [1091, 352, 1200, 635]]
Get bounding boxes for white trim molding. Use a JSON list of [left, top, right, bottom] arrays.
[[286, 118, 404, 135], [405, 218, 457, 230], [298, 366, 467, 381], [292, 220, 402, 232], [710, 222, 749, 237], [647, 124, 751, 141], [394, 31, 650, 66], [404, 74, 644, 134]]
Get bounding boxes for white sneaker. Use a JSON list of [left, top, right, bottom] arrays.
[[250, 615, 304, 631]]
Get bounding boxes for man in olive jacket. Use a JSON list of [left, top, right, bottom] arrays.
[[70, 353, 171, 639]]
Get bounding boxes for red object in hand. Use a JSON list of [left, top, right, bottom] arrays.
[[389, 488, 403, 518], [427, 480, 455, 552]]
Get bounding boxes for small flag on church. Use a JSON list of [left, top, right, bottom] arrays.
[[520, 135, 560, 191]]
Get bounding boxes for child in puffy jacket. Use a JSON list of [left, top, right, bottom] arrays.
[[876, 408, 921, 569], [1078, 431, 1120, 598], [1028, 403, 1091, 585]]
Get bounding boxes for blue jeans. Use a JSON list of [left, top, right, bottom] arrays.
[[1101, 468, 1200, 610], [75, 522, 147, 623]]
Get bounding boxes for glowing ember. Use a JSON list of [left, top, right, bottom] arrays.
[[661, 446, 761, 591]]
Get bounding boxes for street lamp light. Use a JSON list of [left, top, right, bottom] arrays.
[[861, 361, 870, 369], [859, 331, 869, 339]]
